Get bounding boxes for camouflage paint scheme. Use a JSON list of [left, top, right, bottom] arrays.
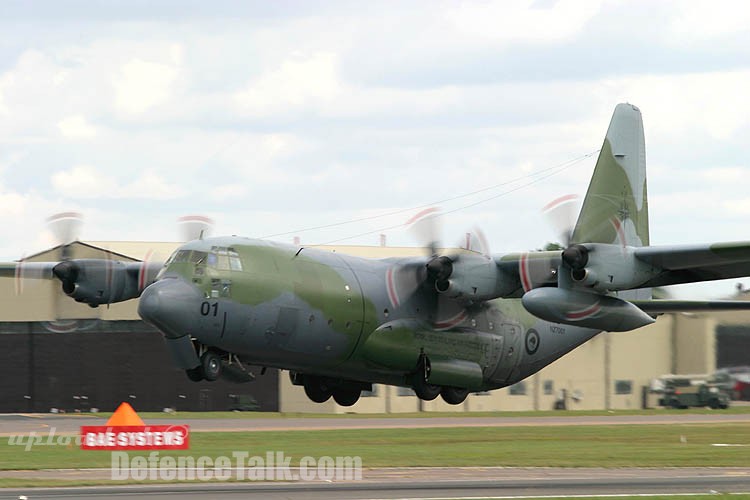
[[144, 236, 599, 391]]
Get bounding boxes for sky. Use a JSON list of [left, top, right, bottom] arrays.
[[0, 0, 749, 298]]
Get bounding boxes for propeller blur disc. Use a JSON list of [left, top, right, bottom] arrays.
[[46, 212, 83, 246], [542, 194, 580, 247], [405, 207, 442, 257], [178, 215, 214, 242]]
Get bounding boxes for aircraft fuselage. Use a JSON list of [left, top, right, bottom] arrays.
[[140, 236, 601, 395]]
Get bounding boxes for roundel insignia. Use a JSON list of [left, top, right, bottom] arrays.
[[525, 329, 540, 355]]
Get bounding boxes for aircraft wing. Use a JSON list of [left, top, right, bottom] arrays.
[[495, 251, 562, 297], [0, 262, 56, 279], [0, 259, 163, 305], [635, 242, 750, 288]]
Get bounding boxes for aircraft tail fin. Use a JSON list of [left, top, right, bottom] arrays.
[[571, 103, 649, 247]]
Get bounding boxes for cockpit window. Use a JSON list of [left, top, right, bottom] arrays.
[[204, 246, 243, 271], [217, 253, 230, 270], [172, 250, 191, 263], [190, 251, 208, 264], [229, 249, 243, 271]]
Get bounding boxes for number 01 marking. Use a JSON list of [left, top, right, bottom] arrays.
[[200, 302, 218, 317]]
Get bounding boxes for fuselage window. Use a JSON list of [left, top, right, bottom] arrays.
[[228, 249, 243, 271], [216, 253, 230, 270]]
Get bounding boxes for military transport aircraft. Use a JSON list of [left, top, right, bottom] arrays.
[[5, 103, 750, 407]]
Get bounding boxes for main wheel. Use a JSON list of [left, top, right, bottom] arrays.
[[186, 367, 204, 382], [441, 387, 469, 405], [201, 351, 222, 382], [304, 376, 332, 403], [413, 355, 441, 401], [333, 385, 361, 407], [413, 374, 441, 401]]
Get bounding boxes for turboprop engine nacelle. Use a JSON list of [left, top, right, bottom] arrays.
[[434, 255, 516, 302], [521, 287, 654, 332], [563, 243, 656, 292], [52, 259, 141, 306]]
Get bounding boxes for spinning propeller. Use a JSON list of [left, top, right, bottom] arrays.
[[177, 215, 214, 242], [542, 194, 592, 283], [516, 195, 584, 292], [14, 212, 84, 297], [15, 213, 215, 312], [386, 208, 490, 330]]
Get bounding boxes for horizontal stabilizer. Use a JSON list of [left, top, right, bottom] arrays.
[[631, 300, 750, 314]]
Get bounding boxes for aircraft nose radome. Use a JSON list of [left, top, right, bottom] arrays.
[[138, 278, 201, 339]]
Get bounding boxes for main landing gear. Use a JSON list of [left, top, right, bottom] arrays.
[[291, 373, 371, 407], [412, 357, 441, 401], [412, 355, 471, 405]]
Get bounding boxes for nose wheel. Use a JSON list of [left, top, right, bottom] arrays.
[[184, 350, 223, 382], [201, 351, 222, 381]]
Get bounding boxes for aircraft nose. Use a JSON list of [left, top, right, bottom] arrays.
[[138, 278, 202, 339]]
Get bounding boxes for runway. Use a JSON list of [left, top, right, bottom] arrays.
[[1, 468, 750, 499], [2, 412, 750, 436], [2, 413, 749, 498]]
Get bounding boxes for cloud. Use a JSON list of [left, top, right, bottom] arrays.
[[445, 0, 603, 45], [113, 57, 180, 115], [234, 52, 341, 116], [598, 70, 750, 141], [722, 199, 750, 216], [57, 115, 97, 139], [208, 184, 247, 202], [122, 170, 186, 200], [51, 165, 185, 200], [0, 88, 7, 116], [669, 0, 750, 42], [51, 165, 116, 194]]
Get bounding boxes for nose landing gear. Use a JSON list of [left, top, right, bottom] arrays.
[[184, 343, 254, 383], [201, 351, 222, 381]]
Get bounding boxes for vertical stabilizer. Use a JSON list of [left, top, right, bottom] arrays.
[[571, 103, 649, 247]]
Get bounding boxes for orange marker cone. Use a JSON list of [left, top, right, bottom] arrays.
[[106, 402, 145, 426]]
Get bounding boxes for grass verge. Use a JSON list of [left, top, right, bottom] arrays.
[[2, 423, 750, 470]]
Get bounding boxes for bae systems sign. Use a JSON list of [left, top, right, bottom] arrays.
[[80, 402, 190, 451]]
